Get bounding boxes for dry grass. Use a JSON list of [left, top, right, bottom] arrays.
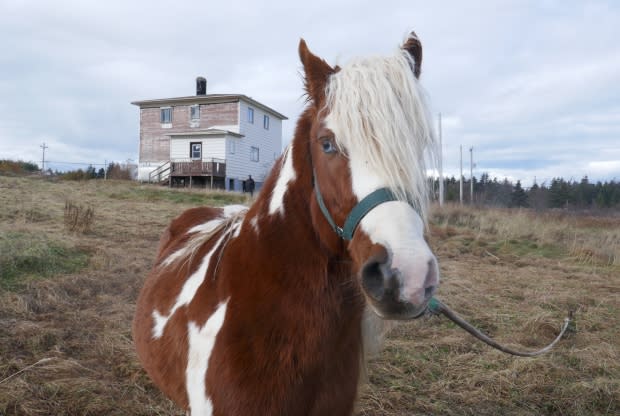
[[0, 178, 618, 415]]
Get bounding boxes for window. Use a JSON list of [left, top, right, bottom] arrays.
[[190, 104, 200, 121], [190, 142, 202, 160], [263, 115, 270, 130], [247, 107, 254, 123], [160, 107, 172, 124], [250, 146, 259, 162], [229, 140, 236, 154]]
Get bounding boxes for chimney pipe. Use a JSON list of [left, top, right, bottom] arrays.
[[196, 77, 207, 96]]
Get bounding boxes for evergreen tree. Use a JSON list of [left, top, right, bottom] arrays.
[[549, 178, 571, 208], [510, 180, 528, 207], [86, 165, 97, 179]]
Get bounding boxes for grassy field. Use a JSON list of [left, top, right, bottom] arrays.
[[0, 176, 618, 415]]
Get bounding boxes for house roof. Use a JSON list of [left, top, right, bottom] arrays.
[[131, 94, 288, 120], [167, 128, 244, 138]]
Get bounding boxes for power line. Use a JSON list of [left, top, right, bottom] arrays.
[[46, 161, 109, 166]]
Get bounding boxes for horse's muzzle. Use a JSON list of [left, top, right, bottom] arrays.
[[361, 253, 437, 319]]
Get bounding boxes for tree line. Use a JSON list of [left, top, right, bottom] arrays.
[[433, 173, 620, 209], [59, 163, 133, 180], [0, 160, 133, 180]]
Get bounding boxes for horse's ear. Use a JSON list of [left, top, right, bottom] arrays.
[[299, 39, 335, 102], [401, 31, 422, 79]]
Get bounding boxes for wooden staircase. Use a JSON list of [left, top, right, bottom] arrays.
[[148, 161, 171, 185]]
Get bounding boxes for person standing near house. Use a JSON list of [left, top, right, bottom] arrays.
[[247, 175, 255, 197]]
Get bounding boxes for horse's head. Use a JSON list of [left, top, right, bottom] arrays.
[[299, 32, 439, 320]]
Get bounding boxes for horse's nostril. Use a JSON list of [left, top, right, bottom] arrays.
[[361, 260, 385, 301], [424, 285, 436, 300]]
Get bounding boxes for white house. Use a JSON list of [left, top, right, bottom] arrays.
[[131, 77, 287, 191]]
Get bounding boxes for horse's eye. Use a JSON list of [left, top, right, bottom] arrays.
[[321, 139, 336, 154]]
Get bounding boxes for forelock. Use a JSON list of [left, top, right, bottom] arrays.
[[323, 47, 437, 222]]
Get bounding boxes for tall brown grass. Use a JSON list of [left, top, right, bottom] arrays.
[[0, 177, 618, 415], [431, 203, 620, 266]]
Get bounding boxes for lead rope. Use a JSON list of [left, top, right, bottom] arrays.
[[427, 298, 574, 357]]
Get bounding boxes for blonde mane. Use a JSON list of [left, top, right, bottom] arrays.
[[325, 40, 437, 221], [162, 208, 247, 270]]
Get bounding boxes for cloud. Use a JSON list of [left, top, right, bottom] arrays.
[[0, 0, 618, 185]]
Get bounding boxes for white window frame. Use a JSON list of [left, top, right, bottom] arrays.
[[190, 104, 200, 121], [263, 114, 270, 130], [248, 107, 254, 124], [229, 140, 236, 154], [160, 107, 172, 127], [190, 142, 202, 160], [250, 146, 259, 162]]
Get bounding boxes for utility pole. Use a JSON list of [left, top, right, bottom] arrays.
[[40, 143, 48, 175], [438, 113, 444, 207], [469, 146, 474, 204], [104, 159, 107, 180], [459, 145, 463, 205]]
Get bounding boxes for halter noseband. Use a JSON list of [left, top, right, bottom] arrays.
[[313, 171, 401, 241]]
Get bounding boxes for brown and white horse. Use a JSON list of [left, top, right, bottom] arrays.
[[133, 32, 439, 415]]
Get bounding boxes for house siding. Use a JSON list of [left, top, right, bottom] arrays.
[[170, 136, 226, 161], [139, 102, 237, 163], [227, 99, 282, 187]]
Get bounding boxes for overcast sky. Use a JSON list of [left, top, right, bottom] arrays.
[[1, 0, 619, 186]]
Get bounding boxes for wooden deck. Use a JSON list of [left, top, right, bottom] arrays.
[[170, 158, 226, 177]]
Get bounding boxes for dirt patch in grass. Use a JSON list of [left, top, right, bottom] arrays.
[[0, 179, 618, 415]]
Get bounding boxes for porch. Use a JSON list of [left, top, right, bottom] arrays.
[[170, 158, 226, 177], [167, 158, 226, 189]]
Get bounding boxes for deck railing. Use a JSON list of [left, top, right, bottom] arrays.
[[148, 161, 171, 184], [171, 158, 226, 176]]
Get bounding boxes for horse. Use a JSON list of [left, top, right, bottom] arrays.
[[133, 31, 439, 415]]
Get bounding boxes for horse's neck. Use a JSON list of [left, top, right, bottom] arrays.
[[237, 130, 350, 289]]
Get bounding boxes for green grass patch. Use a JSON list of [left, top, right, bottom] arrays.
[[490, 239, 565, 259], [0, 232, 90, 290], [108, 186, 247, 206]]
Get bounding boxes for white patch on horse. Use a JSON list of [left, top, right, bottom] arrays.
[[269, 143, 296, 216], [186, 299, 228, 416], [223, 205, 248, 217], [232, 221, 242, 238], [249, 216, 259, 234], [151, 310, 168, 340], [151, 233, 228, 340]]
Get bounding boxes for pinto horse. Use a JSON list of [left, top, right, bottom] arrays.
[[133, 31, 439, 415]]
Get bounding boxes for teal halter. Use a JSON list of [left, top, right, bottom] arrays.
[[313, 171, 400, 241]]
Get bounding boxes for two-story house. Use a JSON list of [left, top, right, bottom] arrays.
[[131, 77, 287, 191]]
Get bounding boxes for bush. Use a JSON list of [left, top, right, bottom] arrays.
[[64, 201, 95, 233]]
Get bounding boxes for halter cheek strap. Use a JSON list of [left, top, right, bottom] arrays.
[[313, 171, 399, 241]]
